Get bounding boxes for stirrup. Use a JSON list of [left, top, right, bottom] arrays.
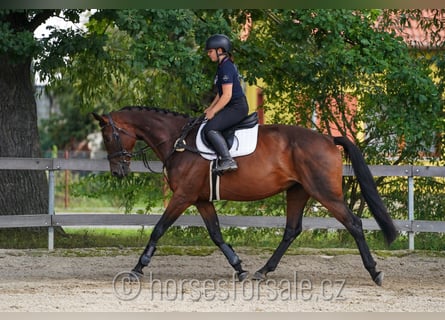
[[214, 158, 238, 174]]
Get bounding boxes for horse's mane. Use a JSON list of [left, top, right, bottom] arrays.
[[118, 106, 192, 119]]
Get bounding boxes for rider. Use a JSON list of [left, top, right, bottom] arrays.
[[203, 34, 249, 174]]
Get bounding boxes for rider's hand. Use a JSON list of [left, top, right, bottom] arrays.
[[205, 108, 216, 120]]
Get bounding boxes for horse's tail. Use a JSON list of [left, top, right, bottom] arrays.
[[333, 136, 398, 245]]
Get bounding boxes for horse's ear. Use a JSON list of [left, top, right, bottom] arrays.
[[91, 112, 107, 127]]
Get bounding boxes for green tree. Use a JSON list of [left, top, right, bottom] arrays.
[[51, 9, 238, 113], [0, 9, 107, 219], [235, 9, 444, 217], [0, 10, 59, 217], [238, 10, 443, 159]]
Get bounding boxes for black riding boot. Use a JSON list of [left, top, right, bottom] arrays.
[[206, 130, 238, 174]]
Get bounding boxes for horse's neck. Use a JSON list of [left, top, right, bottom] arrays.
[[136, 114, 187, 161]]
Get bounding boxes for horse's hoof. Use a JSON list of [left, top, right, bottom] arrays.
[[130, 269, 144, 280], [252, 271, 267, 281], [373, 271, 384, 286], [237, 271, 249, 282]]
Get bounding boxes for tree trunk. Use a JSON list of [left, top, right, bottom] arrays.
[[0, 57, 49, 216]]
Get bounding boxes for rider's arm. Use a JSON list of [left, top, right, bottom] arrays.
[[205, 84, 232, 119]]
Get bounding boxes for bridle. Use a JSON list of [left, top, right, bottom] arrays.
[[102, 114, 152, 170], [104, 114, 135, 160], [102, 113, 207, 174]]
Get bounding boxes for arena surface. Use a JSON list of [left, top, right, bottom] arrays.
[[0, 248, 444, 312]]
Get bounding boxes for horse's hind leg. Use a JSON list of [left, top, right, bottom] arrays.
[[253, 184, 309, 280], [323, 200, 383, 285], [195, 201, 248, 281]]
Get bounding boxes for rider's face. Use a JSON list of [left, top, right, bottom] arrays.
[[207, 49, 219, 62]]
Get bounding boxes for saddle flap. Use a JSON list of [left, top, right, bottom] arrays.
[[197, 117, 259, 161]]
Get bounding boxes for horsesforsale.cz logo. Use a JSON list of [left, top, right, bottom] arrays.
[[112, 271, 142, 301], [112, 270, 346, 302]]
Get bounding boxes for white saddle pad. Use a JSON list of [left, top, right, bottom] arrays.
[[196, 122, 259, 160]]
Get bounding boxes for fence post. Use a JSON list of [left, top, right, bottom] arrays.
[[47, 162, 55, 251], [407, 174, 415, 250]]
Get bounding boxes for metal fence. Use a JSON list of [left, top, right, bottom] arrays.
[[1, 157, 445, 251]]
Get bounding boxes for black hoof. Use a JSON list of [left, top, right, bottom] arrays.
[[237, 271, 249, 282], [252, 271, 267, 281], [130, 269, 144, 279], [373, 271, 384, 286]]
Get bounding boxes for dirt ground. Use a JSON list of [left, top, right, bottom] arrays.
[[0, 248, 444, 312]]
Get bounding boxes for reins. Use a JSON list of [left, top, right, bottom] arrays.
[[162, 114, 213, 166], [173, 114, 213, 154]]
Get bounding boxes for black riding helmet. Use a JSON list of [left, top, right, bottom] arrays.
[[205, 34, 232, 53]]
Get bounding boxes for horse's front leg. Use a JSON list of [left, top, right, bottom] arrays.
[[195, 201, 248, 281], [132, 194, 191, 276]]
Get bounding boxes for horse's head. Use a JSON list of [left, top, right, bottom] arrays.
[[92, 112, 137, 178]]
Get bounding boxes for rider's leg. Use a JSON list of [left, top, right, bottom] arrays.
[[206, 130, 238, 173]]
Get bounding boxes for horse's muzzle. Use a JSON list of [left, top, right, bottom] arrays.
[[110, 161, 131, 178]]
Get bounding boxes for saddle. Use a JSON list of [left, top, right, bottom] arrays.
[[200, 112, 259, 150]]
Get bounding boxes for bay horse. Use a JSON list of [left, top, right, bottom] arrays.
[[92, 106, 397, 286]]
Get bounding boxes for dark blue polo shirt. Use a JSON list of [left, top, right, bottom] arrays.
[[215, 57, 244, 101]]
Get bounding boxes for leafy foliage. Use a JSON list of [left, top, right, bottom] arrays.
[[237, 10, 443, 161], [70, 172, 165, 214], [69, 147, 165, 214], [44, 9, 224, 114]]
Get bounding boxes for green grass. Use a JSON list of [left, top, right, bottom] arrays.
[[46, 188, 445, 254], [1, 226, 444, 256], [55, 195, 152, 213], [3, 188, 445, 253]]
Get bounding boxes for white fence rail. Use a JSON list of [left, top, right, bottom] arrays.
[[1, 157, 445, 250]]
